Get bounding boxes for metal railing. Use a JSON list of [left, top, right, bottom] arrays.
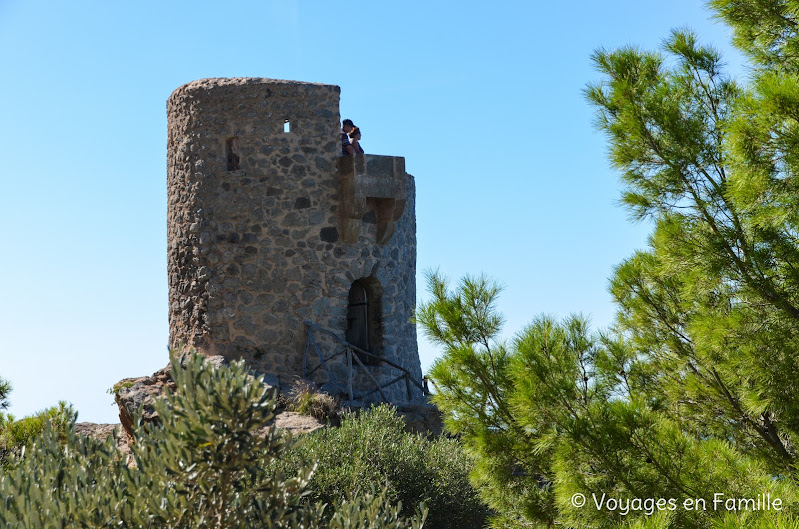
[[303, 320, 426, 402]]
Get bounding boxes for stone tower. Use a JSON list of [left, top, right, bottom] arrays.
[[166, 78, 423, 402]]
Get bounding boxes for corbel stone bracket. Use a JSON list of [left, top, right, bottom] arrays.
[[337, 154, 407, 244]]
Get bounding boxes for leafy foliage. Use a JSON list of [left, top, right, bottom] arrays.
[[0, 376, 10, 411], [273, 404, 486, 529], [420, 273, 799, 528], [419, 3, 799, 526], [586, 15, 799, 475], [0, 353, 426, 528], [0, 400, 75, 469], [285, 378, 341, 422]]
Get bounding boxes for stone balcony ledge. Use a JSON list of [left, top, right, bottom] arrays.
[[337, 154, 407, 244]]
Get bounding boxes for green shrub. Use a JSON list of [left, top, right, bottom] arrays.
[[0, 419, 128, 527], [107, 379, 135, 397], [328, 490, 427, 529], [0, 376, 10, 410], [286, 379, 341, 422], [0, 353, 426, 528], [0, 400, 75, 468], [274, 404, 487, 529]]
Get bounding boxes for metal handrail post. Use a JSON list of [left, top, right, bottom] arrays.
[[347, 346, 354, 401]]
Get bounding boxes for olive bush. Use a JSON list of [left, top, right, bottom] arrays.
[[0, 353, 426, 529], [274, 404, 487, 529]]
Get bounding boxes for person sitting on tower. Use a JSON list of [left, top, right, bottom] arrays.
[[341, 118, 356, 155], [349, 127, 364, 154]]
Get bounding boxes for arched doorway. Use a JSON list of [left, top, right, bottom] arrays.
[[345, 278, 383, 365]]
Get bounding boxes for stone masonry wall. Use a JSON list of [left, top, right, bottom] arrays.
[[166, 78, 422, 402]]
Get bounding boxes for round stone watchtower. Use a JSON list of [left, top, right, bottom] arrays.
[[166, 78, 422, 402]]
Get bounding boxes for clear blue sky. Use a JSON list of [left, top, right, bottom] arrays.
[[0, 1, 746, 423]]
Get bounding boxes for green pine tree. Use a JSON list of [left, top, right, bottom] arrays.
[[418, 2, 799, 527], [0, 377, 10, 411]]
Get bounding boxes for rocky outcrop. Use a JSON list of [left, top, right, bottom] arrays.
[[112, 356, 439, 448], [113, 365, 177, 443], [270, 412, 326, 435], [112, 356, 326, 444], [74, 422, 131, 458], [112, 355, 235, 442]]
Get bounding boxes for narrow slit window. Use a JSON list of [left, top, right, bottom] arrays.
[[283, 119, 291, 133], [226, 137, 240, 171]]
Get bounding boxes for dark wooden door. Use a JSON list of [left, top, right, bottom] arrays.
[[346, 281, 370, 352]]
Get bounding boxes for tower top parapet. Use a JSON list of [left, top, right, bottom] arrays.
[[169, 77, 339, 98]]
